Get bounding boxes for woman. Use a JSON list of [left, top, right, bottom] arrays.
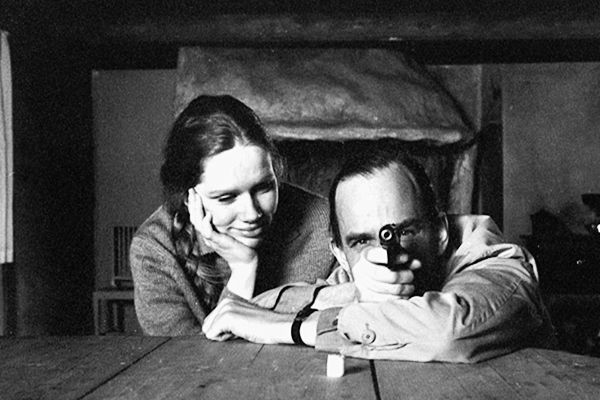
[[130, 95, 335, 336]]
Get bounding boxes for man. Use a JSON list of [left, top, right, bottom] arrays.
[[202, 148, 556, 363]]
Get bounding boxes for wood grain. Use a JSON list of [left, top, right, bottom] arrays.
[[81, 337, 261, 399], [374, 358, 521, 399], [83, 338, 376, 400], [2, 337, 598, 400], [0, 336, 168, 400], [372, 348, 600, 399], [88, 13, 600, 45]]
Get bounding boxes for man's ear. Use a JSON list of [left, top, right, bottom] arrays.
[[436, 212, 449, 256], [329, 240, 350, 272]]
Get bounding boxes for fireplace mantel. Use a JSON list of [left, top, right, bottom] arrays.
[[176, 47, 475, 144], [176, 46, 486, 213]]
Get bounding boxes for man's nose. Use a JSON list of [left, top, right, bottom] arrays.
[[239, 192, 262, 221]]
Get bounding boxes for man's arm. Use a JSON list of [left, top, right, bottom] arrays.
[[252, 247, 417, 313], [317, 257, 553, 363], [204, 246, 421, 344]]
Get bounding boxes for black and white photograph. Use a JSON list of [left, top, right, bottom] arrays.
[[0, 1, 599, 398]]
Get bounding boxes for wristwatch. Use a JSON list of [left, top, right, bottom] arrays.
[[291, 306, 317, 346]]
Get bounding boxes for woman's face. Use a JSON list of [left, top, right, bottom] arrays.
[[194, 144, 279, 248]]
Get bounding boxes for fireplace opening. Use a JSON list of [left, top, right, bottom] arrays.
[[276, 138, 461, 212]]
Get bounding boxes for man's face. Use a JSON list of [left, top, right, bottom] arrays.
[[333, 165, 443, 290]]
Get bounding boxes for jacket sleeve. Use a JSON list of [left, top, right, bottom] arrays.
[[316, 256, 553, 363], [130, 236, 205, 336], [251, 283, 318, 312], [251, 266, 356, 313]]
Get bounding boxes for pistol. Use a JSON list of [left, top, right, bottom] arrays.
[[378, 223, 406, 271]]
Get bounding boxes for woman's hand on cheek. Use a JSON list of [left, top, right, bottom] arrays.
[[187, 187, 206, 232], [188, 189, 258, 299]]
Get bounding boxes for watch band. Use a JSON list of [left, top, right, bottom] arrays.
[[290, 285, 327, 346], [291, 306, 317, 346]]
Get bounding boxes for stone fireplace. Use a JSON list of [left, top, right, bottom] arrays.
[[175, 47, 484, 213]]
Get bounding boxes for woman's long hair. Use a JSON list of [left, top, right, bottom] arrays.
[[160, 95, 283, 311]]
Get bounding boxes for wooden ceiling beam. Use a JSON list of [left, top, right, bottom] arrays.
[[66, 12, 600, 46]]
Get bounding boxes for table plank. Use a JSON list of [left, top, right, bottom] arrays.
[[469, 348, 600, 399], [82, 337, 263, 400], [4, 336, 596, 400], [374, 358, 522, 399], [239, 346, 375, 400], [83, 338, 376, 400], [0, 336, 169, 400], [523, 348, 600, 399], [374, 348, 600, 400]]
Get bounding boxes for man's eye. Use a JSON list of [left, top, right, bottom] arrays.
[[350, 239, 369, 248], [399, 227, 418, 237]]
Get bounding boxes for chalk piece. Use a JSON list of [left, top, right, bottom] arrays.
[[327, 354, 345, 378]]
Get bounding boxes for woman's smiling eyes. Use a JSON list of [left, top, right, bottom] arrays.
[[213, 179, 276, 204], [216, 194, 236, 204], [254, 179, 277, 194]]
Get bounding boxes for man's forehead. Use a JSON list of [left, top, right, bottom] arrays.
[[335, 165, 418, 203], [334, 165, 422, 231]]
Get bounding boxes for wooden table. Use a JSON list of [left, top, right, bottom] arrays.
[[1, 336, 599, 400]]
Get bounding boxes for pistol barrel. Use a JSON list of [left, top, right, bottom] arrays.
[[379, 224, 405, 270]]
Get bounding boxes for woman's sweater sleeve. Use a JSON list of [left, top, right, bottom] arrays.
[[130, 235, 205, 336]]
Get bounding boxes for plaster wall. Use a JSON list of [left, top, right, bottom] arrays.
[[502, 63, 600, 243], [92, 70, 176, 289]]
